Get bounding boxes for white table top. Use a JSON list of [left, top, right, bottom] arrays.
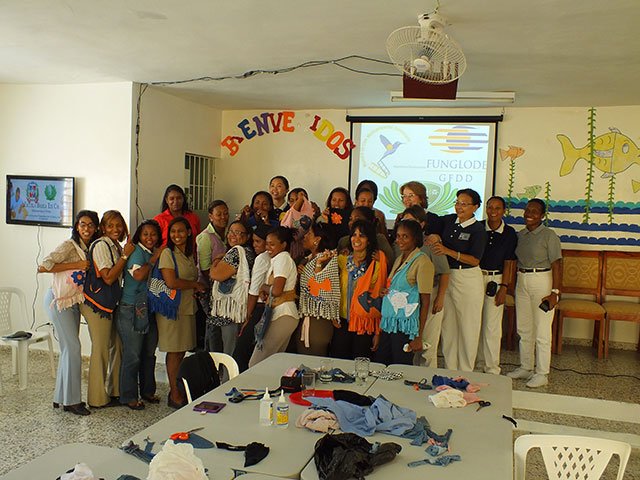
[[301, 364, 514, 480], [125, 353, 385, 479], [0, 443, 150, 480]]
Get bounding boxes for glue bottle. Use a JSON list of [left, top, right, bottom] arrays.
[[259, 387, 273, 426], [275, 390, 289, 428]]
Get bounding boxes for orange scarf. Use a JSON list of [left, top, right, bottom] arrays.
[[348, 251, 388, 335]]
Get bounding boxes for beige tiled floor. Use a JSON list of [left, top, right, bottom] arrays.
[[0, 345, 638, 478]]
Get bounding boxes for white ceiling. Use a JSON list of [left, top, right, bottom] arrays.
[[1, 0, 639, 109]]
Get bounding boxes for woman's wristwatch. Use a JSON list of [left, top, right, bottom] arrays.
[[551, 288, 560, 297]]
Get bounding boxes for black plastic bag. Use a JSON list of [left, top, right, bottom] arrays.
[[314, 433, 401, 480]]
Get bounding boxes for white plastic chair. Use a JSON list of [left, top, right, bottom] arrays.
[[210, 352, 240, 380], [514, 434, 631, 480], [0, 287, 55, 390], [182, 352, 240, 404]]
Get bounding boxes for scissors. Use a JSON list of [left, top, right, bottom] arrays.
[[170, 427, 204, 441], [476, 401, 491, 412], [403, 378, 432, 390]]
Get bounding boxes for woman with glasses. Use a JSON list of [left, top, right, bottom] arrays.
[[38, 210, 101, 416], [396, 181, 444, 236], [208, 220, 256, 356], [431, 188, 487, 372]]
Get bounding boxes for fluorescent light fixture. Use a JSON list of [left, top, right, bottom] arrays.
[[390, 90, 515, 105]]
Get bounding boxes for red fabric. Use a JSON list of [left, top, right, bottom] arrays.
[[154, 209, 201, 248]]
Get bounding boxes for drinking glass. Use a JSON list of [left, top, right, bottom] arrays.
[[354, 357, 370, 385], [319, 359, 333, 383], [301, 372, 316, 398]]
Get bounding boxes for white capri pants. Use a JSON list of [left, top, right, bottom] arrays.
[[441, 266, 484, 371]]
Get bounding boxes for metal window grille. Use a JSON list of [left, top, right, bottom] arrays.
[[184, 153, 216, 211]]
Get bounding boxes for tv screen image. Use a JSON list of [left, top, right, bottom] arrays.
[[6, 175, 75, 228]]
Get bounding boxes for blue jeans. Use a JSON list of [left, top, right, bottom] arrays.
[[115, 302, 158, 403], [44, 288, 83, 406]]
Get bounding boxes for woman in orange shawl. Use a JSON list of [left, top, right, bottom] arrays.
[[331, 220, 387, 359]]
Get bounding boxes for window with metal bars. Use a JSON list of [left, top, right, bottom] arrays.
[[184, 153, 216, 211]]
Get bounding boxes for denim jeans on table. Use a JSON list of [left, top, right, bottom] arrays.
[[115, 302, 158, 403]]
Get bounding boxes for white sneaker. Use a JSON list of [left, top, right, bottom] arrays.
[[526, 374, 548, 388], [506, 368, 533, 380]]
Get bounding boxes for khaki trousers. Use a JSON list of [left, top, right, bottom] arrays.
[[80, 303, 122, 407]]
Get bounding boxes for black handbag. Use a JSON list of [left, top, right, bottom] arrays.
[[83, 239, 121, 318]]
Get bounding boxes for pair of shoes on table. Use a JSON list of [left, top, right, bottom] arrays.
[[525, 373, 548, 388], [142, 394, 161, 404], [506, 368, 533, 380]]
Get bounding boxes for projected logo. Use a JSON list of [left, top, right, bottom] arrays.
[[362, 126, 411, 179], [428, 125, 489, 154]]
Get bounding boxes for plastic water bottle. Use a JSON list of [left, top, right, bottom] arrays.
[[259, 387, 273, 426], [275, 390, 289, 428]]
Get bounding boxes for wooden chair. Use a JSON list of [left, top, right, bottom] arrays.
[[601, 251, 640, 357], [553, 250, 606, 358]]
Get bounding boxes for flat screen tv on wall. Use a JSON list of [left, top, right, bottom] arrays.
[[6, 175, 75, 228]]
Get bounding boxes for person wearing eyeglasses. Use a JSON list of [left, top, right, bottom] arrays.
[[208, 220, 256, 356], [395, 181, 444, 237], [430, 188, 487, 372]]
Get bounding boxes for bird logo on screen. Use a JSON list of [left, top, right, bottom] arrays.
[[369, 135, 403, 179]]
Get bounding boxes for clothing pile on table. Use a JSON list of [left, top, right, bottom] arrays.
[[296, 390, 462, 475], [428, 374, 487, 408]]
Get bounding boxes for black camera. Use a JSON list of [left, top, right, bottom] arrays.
[[485, 281, 497, 297]]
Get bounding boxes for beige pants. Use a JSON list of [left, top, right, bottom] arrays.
[[441, 267, 484, 372], [249, 315, 299, 368], [80, 304, 122, 407]]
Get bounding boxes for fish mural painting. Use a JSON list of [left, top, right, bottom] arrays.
[[557, 127, 640, 179]]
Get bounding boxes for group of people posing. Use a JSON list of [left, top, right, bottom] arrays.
[[38, 176, 562, 416]]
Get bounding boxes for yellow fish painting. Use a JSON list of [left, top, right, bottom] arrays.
[[557, 127, 640, 178], [499, 145, 525, 162]]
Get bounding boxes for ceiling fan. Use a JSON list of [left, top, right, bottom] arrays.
[[386, 11, 466, 85]]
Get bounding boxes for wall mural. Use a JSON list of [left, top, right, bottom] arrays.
[[504, 107, 640, 247]]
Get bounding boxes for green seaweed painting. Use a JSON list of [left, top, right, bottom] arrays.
[[583, 107, 597, 223], [498, 145, 525, 214], [379, 180, 457, 216], [543, 181, 551, 226]]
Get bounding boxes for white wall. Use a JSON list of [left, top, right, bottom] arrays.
[[136, 86, 222, 226], [217, 105, 640, 347], [0, 82, 135, 353], [218, 110, 351, 215], [0, 83, 223, 358]]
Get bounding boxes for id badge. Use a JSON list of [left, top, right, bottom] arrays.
[[458, 232, 470, 241]]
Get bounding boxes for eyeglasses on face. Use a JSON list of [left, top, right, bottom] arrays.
[[455, 201, 474, 207], [228, 229, 247, 236], [401, 193, 416, 199]]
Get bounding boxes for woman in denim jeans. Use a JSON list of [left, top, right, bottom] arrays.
[[115, 220, 164, 410]]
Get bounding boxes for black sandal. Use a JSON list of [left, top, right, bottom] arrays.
[[127, 401, 145, 411], [142, 394, 160, 404]]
